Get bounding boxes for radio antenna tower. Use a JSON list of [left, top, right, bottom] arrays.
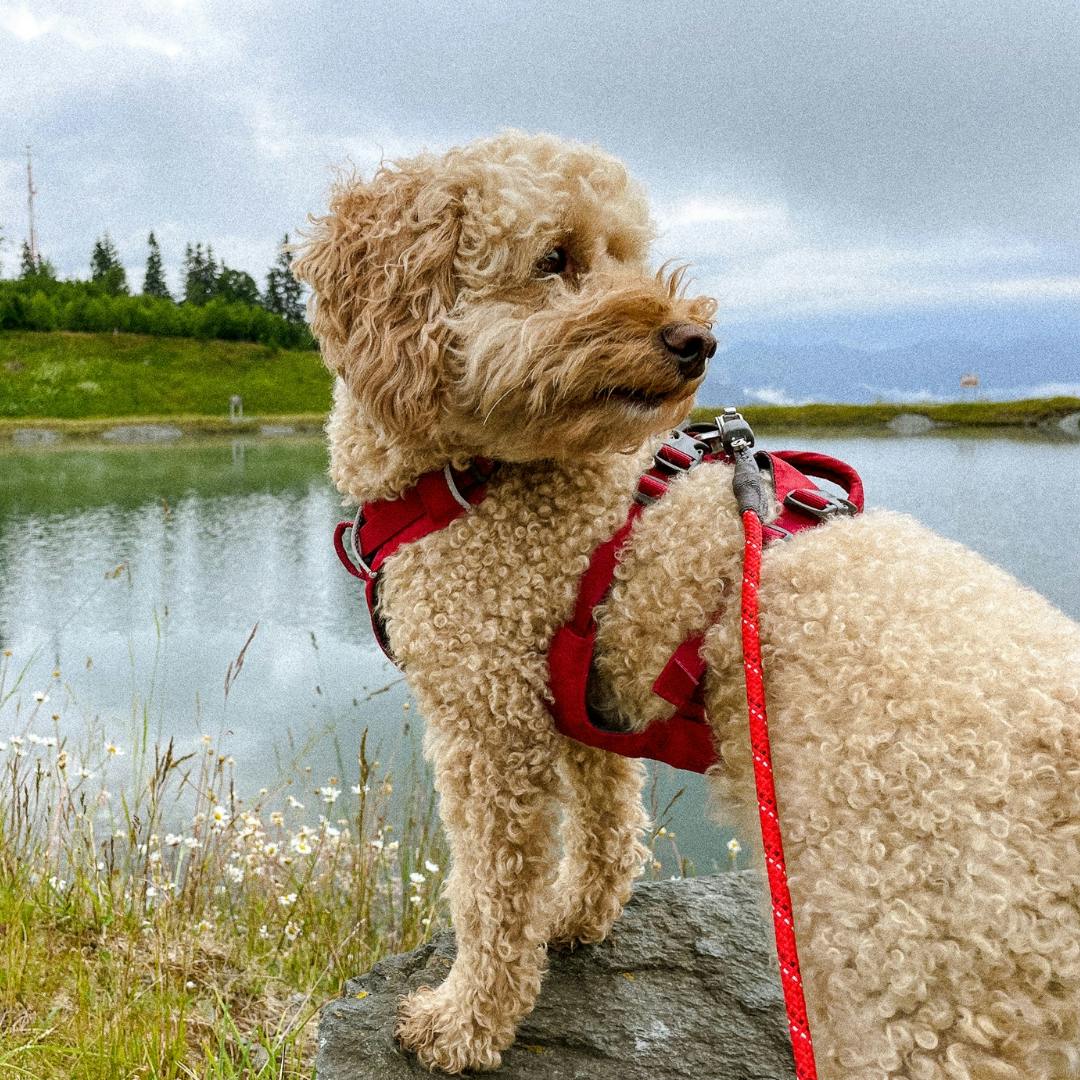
[[26, 145, 39, 266]]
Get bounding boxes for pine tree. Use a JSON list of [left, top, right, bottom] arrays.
[[183, 242, 219, 305], [143, 231, 171, 300], [216, 264, 260, 305], [90, 233, 129, 295], [19, 240, 38, 278], [263, 234, 305, 322]]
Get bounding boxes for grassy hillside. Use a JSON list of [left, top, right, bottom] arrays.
[[2, 331, 1077, 431], [0, 330, 331, 419]]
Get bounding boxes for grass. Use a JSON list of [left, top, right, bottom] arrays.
[[0, 331, 331, 421], [0, 643, 690, 1079], [0, 643, 448, 1079]]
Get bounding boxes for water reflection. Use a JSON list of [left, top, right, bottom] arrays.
[[1, 432, 1077, 872]]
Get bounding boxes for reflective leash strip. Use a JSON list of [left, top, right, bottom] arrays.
[[740, 508, 819, 1079]]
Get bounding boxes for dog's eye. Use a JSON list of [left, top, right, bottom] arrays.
[[536, 247, 572, 276]]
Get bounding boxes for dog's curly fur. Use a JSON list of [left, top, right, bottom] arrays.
[[296, 131, 1080, 1078]]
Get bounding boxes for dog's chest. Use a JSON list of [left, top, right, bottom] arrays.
[[375, 457, 643, 668]]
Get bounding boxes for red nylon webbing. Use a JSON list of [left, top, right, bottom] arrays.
[[740, 508, 818, 1078]]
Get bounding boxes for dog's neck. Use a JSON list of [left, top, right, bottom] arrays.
[[325, 386, 466, 504], [327, 382, 648, 507]]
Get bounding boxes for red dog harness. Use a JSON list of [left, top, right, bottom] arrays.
[[333, 421, 863, 774]]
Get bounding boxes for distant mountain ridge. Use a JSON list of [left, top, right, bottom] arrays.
[[700, 334, 1080, 405]]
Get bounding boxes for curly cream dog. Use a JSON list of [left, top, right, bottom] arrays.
[[296, 132, 1080, 1078]]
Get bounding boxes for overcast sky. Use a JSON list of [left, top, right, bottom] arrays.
[[3, 0, 1079, 348]]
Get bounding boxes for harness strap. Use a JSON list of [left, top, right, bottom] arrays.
[[566, 509, 642, 631], [333, 458, 499, 661], [335, 459, 498, 582]]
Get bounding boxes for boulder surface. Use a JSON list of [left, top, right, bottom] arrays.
[[317, 871, 796, 1079]]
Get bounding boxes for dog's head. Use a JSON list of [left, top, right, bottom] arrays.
[[295, 131, 717, 461]]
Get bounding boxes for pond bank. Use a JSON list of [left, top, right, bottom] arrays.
[[691, 396, 1080, 433], [0, 412, 327, 446], [5, 396, 1078, 448]]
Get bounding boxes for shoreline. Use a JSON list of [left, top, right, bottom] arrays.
[[0, 412, 328, 447], [2, 397, 1078, 448]]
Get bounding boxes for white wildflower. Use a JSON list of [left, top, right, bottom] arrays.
[[164, 833, 182, 847], [225, 865, 244, 884], [278, 892, 297, 908], [319, 785, 341, 805], [211, 805, 228, 828], [33, 690, 49, 704], [409, 872, 425, 886], [284, 920, 301, 942], [105, 742, 123, 757], [287, 795, 304, 810], [424, 860, 440, 874]]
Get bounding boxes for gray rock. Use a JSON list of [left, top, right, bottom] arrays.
[[317, 871, 795, 1079], [12, 428, 60, 446], [886, 412, 936, 435], [102, 424, 183, 443], [1057, 411, 1080, 436]]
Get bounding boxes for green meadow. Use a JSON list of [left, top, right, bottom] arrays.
[[0, 331, 331, 422], [3, 331, 1077, 434]]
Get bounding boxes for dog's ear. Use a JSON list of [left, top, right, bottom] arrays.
[[294, 162, 461, 437]]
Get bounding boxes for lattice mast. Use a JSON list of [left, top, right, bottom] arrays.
[[26, 144, 39, 266]]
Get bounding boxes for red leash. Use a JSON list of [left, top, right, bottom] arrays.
[[739, 507, 818, 1078], [717, 407, 818, 1076]]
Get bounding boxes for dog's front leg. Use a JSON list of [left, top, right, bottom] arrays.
[[547, 742, 649, 947], [395, 699, 562, 1074]]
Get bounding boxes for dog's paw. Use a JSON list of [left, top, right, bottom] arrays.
[[546, 910, 615, 951], [395, 985, 502, 1074]]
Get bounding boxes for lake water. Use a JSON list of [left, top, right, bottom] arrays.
[[2, 429, 1078, 873]]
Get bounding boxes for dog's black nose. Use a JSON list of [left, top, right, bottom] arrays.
[[660, 322, 717, 380]]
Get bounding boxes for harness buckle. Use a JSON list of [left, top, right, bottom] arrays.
[[717, 406, 756, 451], [345, 505, 375, 578], [653, 429, 709, 474], [783, 487, 858, 521], [634, 472, 670, 506]]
